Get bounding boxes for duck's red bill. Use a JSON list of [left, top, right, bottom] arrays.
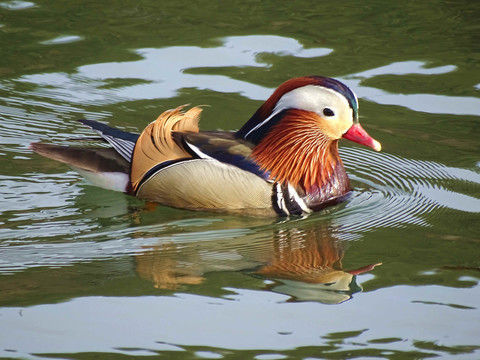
[[347, 262, 383, 275], [343, 123, 382, 151]]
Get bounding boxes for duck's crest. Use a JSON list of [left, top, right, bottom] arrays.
[[131, 105, 202, 191], [236, 76, 358, 144]]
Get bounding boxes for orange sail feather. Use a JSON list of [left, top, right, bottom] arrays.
[[130, 106, 202, 191]]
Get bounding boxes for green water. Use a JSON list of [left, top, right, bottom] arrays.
[[1, 0, 479, 359]]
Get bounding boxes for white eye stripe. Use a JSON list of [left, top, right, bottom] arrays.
[[275, 85, 351, 115], [242, 84, 356, 140]]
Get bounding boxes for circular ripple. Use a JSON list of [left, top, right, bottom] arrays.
[[336, 147, 480, 234]]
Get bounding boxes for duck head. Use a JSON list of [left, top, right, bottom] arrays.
[[236, 76, 381, 194]]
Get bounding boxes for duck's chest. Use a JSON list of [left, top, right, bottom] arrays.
[[271, 162, 351, 216]]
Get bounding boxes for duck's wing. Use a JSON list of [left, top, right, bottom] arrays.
[[177, 131, 269, 180], [129, 106, 275, 214], [134, 129, 276, 214], [130, 105, 270, 186]]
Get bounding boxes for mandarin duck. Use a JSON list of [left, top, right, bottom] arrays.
[[31, 76, 381, 216]]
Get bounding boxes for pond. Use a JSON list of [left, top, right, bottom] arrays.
[[0, 1, 479, 359]]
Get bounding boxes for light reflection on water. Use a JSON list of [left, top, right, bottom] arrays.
[[40, 35, 83, 45], [19, 36, 331, 104], [1, 285, 479, 359], [0, 0, 36, 10], [6, 35, 480, 114]]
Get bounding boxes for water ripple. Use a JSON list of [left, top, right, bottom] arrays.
[[336, 147, 480, 235]]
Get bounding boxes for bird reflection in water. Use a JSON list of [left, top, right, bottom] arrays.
[[255, 226, 381, 304], [134, 219, 381, 304], [135, 241, 205, 289]]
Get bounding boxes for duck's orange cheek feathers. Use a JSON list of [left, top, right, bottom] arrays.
[[342, 123, 382, 151]]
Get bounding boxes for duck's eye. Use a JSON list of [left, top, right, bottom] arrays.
[[323, 108, 335, 117]]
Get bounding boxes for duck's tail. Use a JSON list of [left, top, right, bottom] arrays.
[[30, 105, 202, 193], [30, 142, 131, 192]]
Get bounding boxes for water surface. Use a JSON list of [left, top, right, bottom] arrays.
[[0, 1, 479, 359]]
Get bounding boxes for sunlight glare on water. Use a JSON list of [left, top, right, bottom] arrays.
[[20, 35, 332, 104]]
